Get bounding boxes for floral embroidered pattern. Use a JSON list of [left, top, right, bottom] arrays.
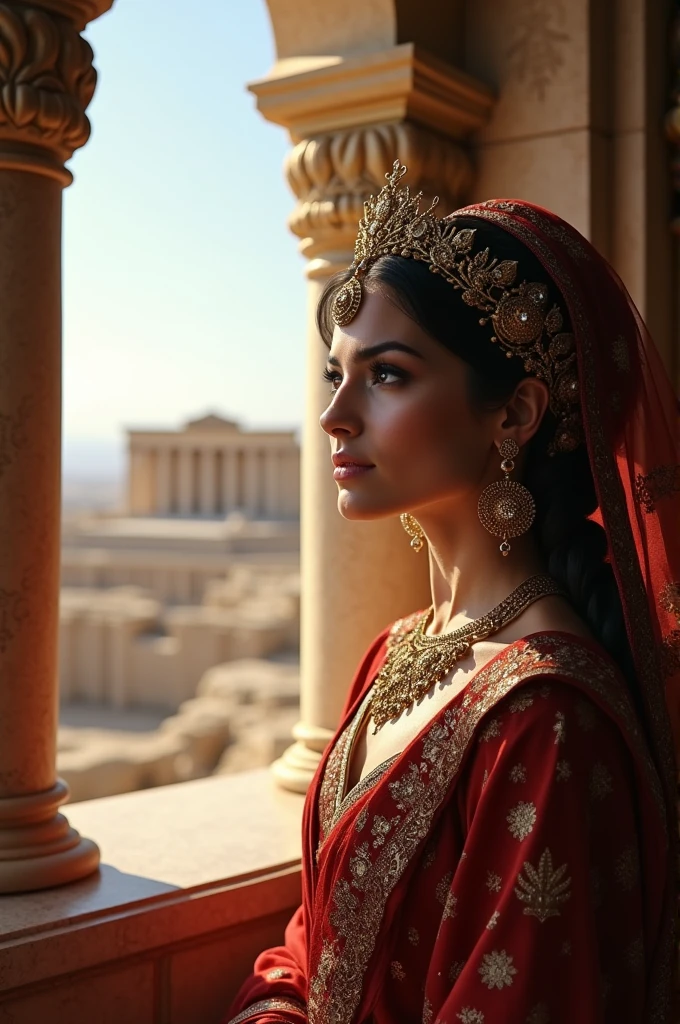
[[226, 998, 306, 1024], [634, 465, 680, 513], [479, 717, 502, 741], [614, 845, 640, 891], [514, 848, 571, 922], [390, 961, 406, 980], [509, 692, 535, 713], [408, 926, 420, 946], [509, 763, 527, 783], [552, 711, 566, 744], [487, 910, 500, 929], [589, 762, 614, 801], [265, 968, 290, 981], [436, 871, 457, 919], [478, 949, 518, 989], [457, 1010, 485, 1023], [486, 871, 502, 893], [555, 760, 572, 781], [507, 801, 537, 840]]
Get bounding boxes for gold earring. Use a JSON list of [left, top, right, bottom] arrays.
[[478, 439, 536, 557], [400, 512, 425, 553]]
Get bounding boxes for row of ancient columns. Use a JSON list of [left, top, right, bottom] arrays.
[[129, 445, 300, 518]]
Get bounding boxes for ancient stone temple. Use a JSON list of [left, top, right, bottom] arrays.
[[127, 413, 300, 519]]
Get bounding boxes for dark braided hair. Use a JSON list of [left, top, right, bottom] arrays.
[[316, 218, 636, 691]]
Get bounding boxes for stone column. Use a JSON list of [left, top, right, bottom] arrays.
[[199, 449, 216, 516], [250, 48, 494, 791], [264, 448, 280, 518], [0, 0, 113, 891], [128, 445, 149, 515], [156, 446, 172, 516], [223, 447, 238, 513], [244, 448, 260, 518], [177, 448, 194, 517]]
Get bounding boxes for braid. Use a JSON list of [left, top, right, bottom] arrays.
[[525, 418, 637, 690]]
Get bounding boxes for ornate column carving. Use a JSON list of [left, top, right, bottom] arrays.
[[285, 120, 473, 276], [250, 45, 494, 793], [0, 0, 113, 892]]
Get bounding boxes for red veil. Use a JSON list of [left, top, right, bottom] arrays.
[[459, 197, 680, 996]]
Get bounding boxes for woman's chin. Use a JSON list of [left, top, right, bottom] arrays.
[[336, 491, 393, 521]]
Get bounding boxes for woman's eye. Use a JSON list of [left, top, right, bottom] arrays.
[[322, 367, 341, 391], [321, 362, 407, 392], [369, 362, 406, 386]]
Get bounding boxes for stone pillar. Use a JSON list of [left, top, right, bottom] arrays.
[[128, 445, 149, 515], [156, 446, 172, 516], [223, 448, 238, 513], [0, 0, 113, 891], [244, 448, 260, 518], [250, 48, 494, 791], [264, 448, 280, 518], [199, 449, 216, 516], [177, 448, 193, 517]]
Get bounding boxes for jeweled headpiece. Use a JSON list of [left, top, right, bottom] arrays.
[[332, 161, 582, 454]]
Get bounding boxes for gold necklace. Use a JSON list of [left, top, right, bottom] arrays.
[[369, 574, 563, 731]]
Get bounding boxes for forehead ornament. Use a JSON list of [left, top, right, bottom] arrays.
[[332, 161, 582, 454]]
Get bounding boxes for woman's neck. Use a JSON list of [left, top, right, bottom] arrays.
[[418, 503, 546, 635]]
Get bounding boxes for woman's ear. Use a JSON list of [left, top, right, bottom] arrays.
[[498, 377, 550, 448]]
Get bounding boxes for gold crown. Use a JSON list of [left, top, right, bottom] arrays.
[[331, 161, 582, 454]]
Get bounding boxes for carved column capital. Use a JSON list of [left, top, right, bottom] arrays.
[[0, 1, 101, 183], [285, 121, 473, 278]]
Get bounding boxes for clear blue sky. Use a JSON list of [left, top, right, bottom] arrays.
[[63, 0, 306, 479]]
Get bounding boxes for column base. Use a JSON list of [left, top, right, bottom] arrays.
[[271, 721, 334, 794], [0, 779, 100, 894]]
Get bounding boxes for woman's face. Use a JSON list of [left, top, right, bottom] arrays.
[[319, 287, 499, 522]]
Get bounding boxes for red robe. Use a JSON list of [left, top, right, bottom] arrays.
[[224, 621, 672, 1024]]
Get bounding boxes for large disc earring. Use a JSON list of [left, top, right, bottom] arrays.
[[400, 512, 425, 553], [478, 439, 535, 557]]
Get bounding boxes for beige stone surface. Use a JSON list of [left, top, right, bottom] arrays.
[[465, 0, 589, 143], [57, 653, 300, 802], [469, 130, 592, 237], [59, 568, 300, 708]]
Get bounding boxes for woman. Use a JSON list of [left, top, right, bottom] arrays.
[[225, 164, 679, 1023]]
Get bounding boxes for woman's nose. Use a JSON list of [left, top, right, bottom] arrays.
[[319, 390, 361, 438]]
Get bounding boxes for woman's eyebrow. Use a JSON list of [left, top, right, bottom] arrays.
[[327, 341, 425, 366]]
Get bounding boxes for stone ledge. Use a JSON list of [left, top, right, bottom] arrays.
[[0, 770, 304, 1015], [250, 43, 495, 143]]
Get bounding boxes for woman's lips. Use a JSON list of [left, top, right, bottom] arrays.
[[333, 464, 375, 480]]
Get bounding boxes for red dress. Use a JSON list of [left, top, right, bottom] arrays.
[[224, 624, 672, 1024]]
